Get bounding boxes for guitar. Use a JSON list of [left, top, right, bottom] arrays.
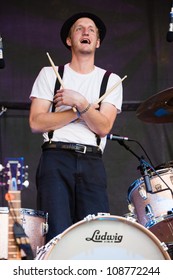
[[4, 157, 31, 260]]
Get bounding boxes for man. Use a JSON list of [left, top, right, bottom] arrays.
[[29, 12, 123, 243]]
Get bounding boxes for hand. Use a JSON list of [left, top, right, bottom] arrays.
[[53, 89, 85, 108]]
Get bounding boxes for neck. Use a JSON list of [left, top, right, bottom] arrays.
[[69, 53, 95, 74]]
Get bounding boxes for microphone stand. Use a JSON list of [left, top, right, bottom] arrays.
[[116, 140, 152, 193]]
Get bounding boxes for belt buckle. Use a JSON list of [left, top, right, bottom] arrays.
[[75, 144, 87, 154]]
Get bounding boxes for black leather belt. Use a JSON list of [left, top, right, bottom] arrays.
[[42, 141, 102, 155]]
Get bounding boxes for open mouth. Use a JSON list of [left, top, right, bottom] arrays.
[[80, 38, 91, 44]]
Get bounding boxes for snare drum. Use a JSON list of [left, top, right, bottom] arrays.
[[128, 168, 173, 227], [36, 214, 170, 260]]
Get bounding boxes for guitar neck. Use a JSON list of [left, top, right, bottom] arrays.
[[7, 190, 21, 260], [4, 157, 29, 260]]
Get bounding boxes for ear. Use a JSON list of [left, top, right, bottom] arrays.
[[96, 38, 100, 49], [66, 37, 72, 47]]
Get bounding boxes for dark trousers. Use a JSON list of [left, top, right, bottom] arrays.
[[36, 149, 109, 243]]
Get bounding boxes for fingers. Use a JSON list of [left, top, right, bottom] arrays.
[[92, 103, 100, 109], [53, 91, 63, 107]]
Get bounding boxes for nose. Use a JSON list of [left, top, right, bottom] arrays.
[[82, 28, 89, 35]]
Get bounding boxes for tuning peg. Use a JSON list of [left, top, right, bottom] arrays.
[[23, 180, 29, 188], [0, 164, 4, 172]]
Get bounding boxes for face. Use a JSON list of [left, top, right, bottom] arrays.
[[66, 17, 100, 53]]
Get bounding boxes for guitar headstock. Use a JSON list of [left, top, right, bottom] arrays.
[[4, 157, 29, 191]]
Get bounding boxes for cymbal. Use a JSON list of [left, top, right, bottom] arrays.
[[136, 87, 173, 123]]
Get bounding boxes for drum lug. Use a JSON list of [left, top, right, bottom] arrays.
[[84, 214, 96, 222], [138, 186, 147, 200], [21, 214, 26, 226], [145, 204, 154, 218], [145, 204, 157, 227], [161, 242, 169, 252], [42, 222, 49, 236]]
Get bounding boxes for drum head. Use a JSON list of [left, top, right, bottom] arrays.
[[43, 215, 170, 260]]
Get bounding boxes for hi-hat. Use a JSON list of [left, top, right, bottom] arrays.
[[136, 87, 173, 123]]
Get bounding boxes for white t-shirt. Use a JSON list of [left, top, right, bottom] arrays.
[[30, 63, 123, 152]]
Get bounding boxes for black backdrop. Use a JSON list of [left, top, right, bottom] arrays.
[[0, 0, 173, 217]]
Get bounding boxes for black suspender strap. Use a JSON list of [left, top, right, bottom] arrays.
[[48, 65, 64, 142], [98, 71, 111, 106], [96, 70, 111, 146]]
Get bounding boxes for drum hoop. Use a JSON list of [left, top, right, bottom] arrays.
[[20, 208, 48, 218]]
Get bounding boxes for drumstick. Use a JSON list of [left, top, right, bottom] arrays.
[[95, 75, 127, 104], [46, 52, 65, 88], [46, 52, 76, 112]]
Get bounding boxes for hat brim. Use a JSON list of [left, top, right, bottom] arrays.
[[60, 12, 106, 50]]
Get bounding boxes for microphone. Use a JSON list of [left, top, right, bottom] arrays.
[[166, 3, 173, 42], [107, 134, 130, 141], [0, 35, 5, 69]]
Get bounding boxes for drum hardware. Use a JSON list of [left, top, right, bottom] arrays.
[[0, 106, 7, 116], [145, 204, 157, 228], [138, 186, 147, 199], [84, 214, 97, 222], [123, 212, 136, 222], [167, 209, 173, 215], [84, 212, 110, 222], [145, 204, 154, 219], [127, 203, 136, 218], [42, 221, 49, 236]]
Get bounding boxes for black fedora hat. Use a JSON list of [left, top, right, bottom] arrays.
[[60, 12, 106, 49]]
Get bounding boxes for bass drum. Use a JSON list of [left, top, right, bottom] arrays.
[[36, 214, 170, 260]]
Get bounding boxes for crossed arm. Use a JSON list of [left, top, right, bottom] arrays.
[[29, 88, 117, 137]]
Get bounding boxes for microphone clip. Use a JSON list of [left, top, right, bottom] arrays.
[[139, 158, 152, 193]]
